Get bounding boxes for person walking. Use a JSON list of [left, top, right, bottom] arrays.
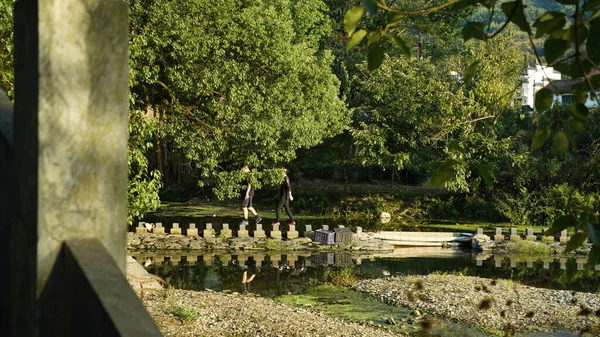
[[240, 165, 261, 225], [272, 168, 295, 228]]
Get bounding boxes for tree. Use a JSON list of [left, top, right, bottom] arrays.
[[128, 0, 348, 201], [344, 0, 600, 257]]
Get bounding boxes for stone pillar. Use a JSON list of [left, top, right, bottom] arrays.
[[509, 228, 520, 241], [254, 223, 266, 238], [154, 256, 165, 265], [510, 260, 517, 268], [238, 224, 249, 238], [153, 223, 165, 234], [476, 228, 483, 235], [270, 254, 281, 268], [559, 258, 567, 270], [494, 255, 503, 268], [254, 255, 264, 268], [135, 222, 147, 234], [322, 225, 329, 231], [542, 260, 551, 269], [337, 225, 345, 229], [494, 227, 504, 241], [559, 230, 569, 244], [237, 254, 247, 268], [304, 225, 314, 238], [218, 254, 232, 266], [576, 258, 587, 271], [187, 223, 199, 237], [169, 256, 181, 266], [356, 226, 363, 234], [526, 261, 533, 268], [202, 223, 215, 238], [541, 228, 554, 242], [525, 228, 536, 241], [270, 223, 282, 239], [203, 254, 214, 266], [186, 255, 197, 265], [595, 264, 600, 271], [220, 223, 232, 238], [287, 224, 299, 239], [170, 223, 182, 235]]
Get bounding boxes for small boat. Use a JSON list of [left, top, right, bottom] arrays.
[[374, 231, 473, 247]]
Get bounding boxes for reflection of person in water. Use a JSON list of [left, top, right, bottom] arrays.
[[275, 265, 294, 296], [240, 270, 256, 294]]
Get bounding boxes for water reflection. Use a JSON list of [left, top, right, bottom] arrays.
[[134, 248, 600, 294]]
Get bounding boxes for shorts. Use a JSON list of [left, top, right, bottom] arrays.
[[241, 195, 253, 208]]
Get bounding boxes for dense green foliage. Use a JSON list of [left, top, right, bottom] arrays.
[[127, 0, 348, 209]]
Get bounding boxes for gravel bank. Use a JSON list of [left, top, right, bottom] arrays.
[[142, 289, 402, 337], [354, 275, 600, 335]]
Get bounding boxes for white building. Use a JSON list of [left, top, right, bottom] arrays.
[[543, 70, 600, 108], [519, 64, 562, 111]]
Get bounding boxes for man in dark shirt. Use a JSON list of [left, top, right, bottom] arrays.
[[241, 165, 261, 225]]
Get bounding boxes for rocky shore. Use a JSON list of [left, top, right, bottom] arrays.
[[141, 289, 402, 337], [354, 274, 600, 335], [136, 274, 599, 337]]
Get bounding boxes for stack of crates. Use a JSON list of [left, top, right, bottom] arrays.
[[334, 227, 353, 243], [314, 229, 335, 245]]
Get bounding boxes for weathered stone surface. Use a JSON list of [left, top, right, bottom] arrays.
[[24, 0, 130, 297]]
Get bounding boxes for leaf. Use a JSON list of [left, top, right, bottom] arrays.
[[530, 126, 550, 152], [367, 45, 384, 72], [544, 39, 570, 64], [478, 0, 497, 9], [475, 163, 493, 186], [456, 0, 479, 10], [533, 11, 566, 38], [347, 29, 367, 51], [553, 131, 569, 153], [571, 82, 590, 103], [501, 1, 531, 33], [569, 119, 585, 133], [552, 59, 572, 76], [588, 243, 600, 265], [344, 6, 365, 36], [462, 22, 486, 41], [386, 12, 404, 26], [464, 61, 480, 84], [566, 232, 587, 252], [569, 102, 589, 122], [393, 36, 411, 58], [367, 30, 382, 45], [588, 223, 600, 246], [430, 159, 459, 187], [534, 87, 554, 112], [544, 214, 578, 236], [587, 18, 600, 64], [362, 0, 379, 15], [583, 0, 600, 11]]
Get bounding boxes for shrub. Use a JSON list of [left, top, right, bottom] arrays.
[[323, 267, 359, 286], [171, 305, 200, 322], [506, 240, 551, 255]]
